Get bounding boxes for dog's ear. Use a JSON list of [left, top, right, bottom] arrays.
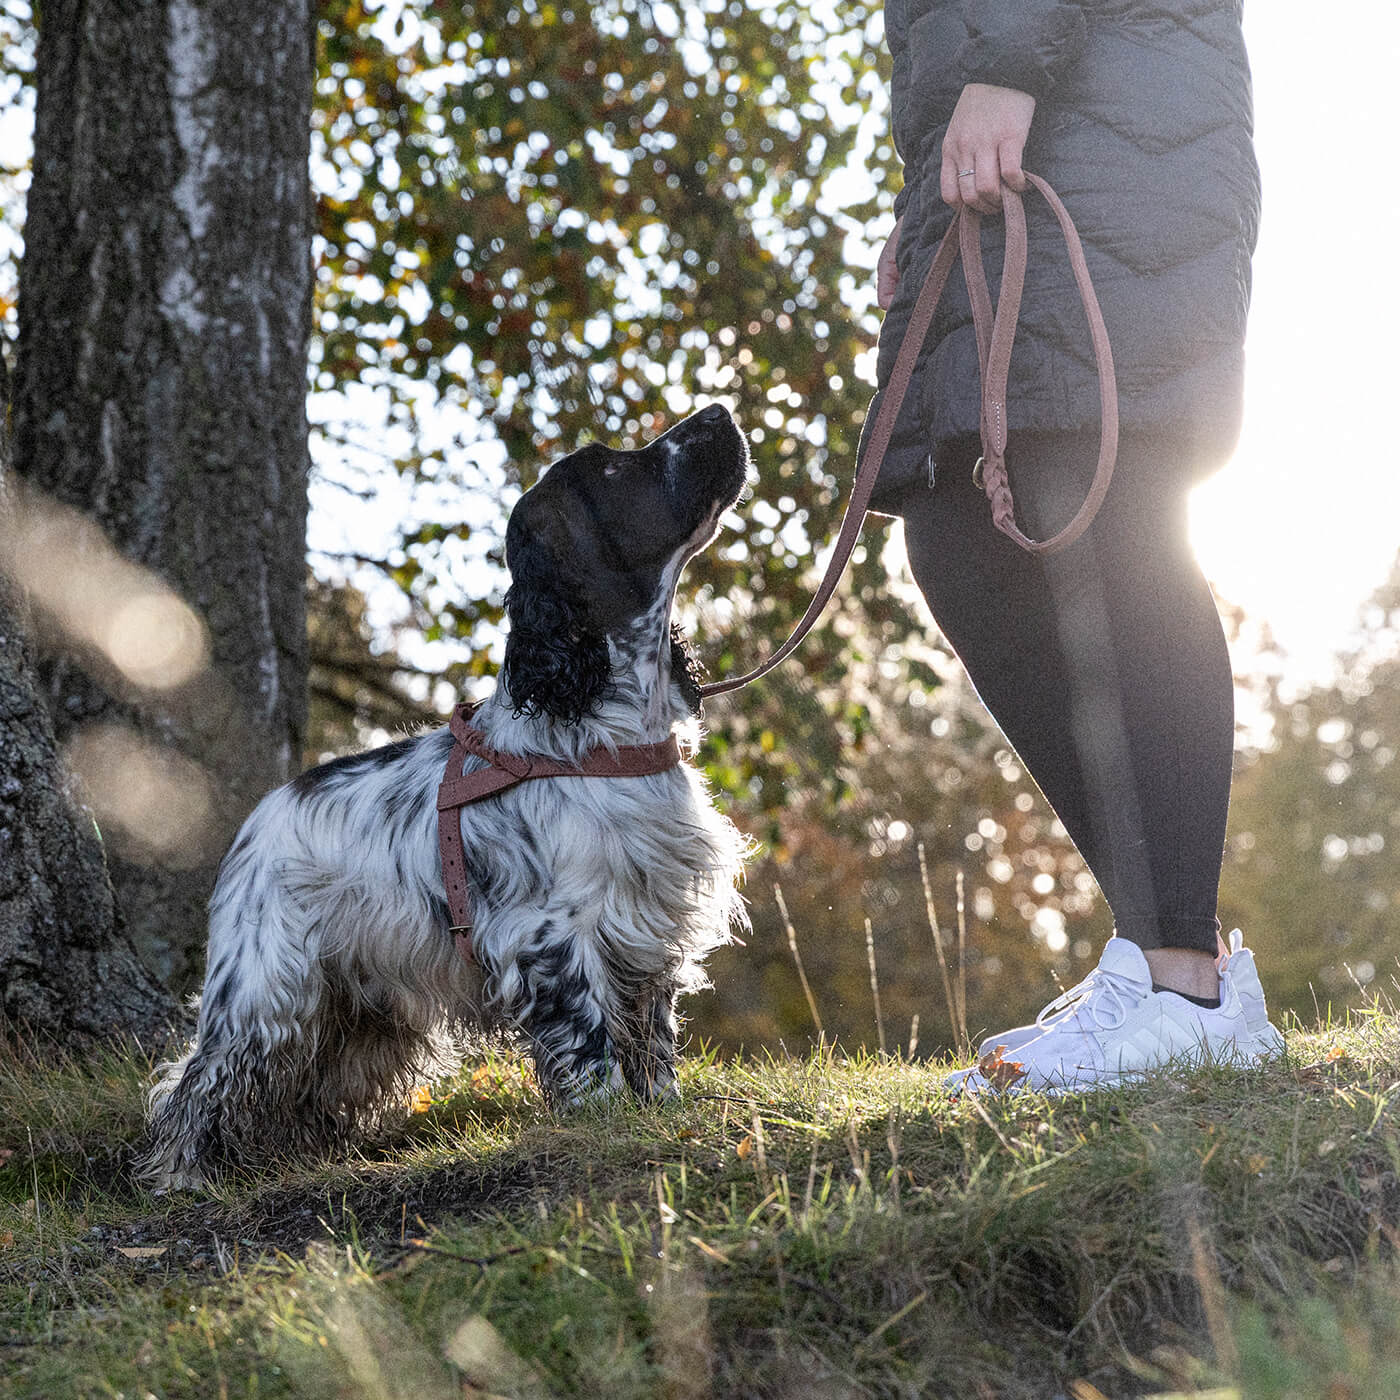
[[502, 512, 612, 724], [669, 624, 703, 717]]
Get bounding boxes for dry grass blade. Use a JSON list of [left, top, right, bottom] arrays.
[[864, 917, 887, 1056], [954, 868, 969, 1056], [774, 883, 823, 1037], [918, 842, 968, 1059], [1186, 1215, 1239, 1376]]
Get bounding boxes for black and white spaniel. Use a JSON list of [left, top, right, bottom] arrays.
[[141, 405, 752, 1189]]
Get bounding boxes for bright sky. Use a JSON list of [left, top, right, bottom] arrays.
[[1186, 6, 1400, 679]]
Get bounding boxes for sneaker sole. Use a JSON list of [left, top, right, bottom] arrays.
[[947, 1023, 1286, 1097]]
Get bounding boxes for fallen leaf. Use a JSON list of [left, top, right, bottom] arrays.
[[976, 1044, 1028, 1091], [735, 1134, 753, 1160], [1322, 1256, 1345, 1273], [1068, 1381, 1111, 1400], [408, 1084, 433, 1114], [1246, 1154, 1269, 1174], [0, 1230, 14, 1248], [471, 1065, 497, 1092], [1326, 1045, 1350, 1064], [115, 1246, 167, 1259], [1318, 1139, 1338, 1157]]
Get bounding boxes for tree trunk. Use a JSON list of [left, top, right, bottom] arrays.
[[0, 351, 182, 1048], [12, 0, 314, 989]]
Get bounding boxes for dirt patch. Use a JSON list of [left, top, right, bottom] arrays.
[[76, 1147, 589, 1285]]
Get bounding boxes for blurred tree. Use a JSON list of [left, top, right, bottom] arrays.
[[0, 351, 179, 1047], [10, 0, 314, 988], [307, 0, 915, 815], [1221, 557, 1400, 1024], [305, 572, 440, 763]]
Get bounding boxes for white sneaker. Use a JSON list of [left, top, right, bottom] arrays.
[[947, 931, 1284, 1096]]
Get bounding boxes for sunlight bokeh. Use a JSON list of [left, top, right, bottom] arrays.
[[1188, 7, 1400, 680]]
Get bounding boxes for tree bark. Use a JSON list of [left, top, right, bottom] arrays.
[[12, 0, 314, 988], [0, 351, 182, 1049]]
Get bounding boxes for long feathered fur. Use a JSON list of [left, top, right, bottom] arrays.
[[141, 408, 752, 1189]]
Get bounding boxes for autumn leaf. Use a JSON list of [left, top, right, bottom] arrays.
[[408, 1084, 433, 1114], [1068, 1382, 1111, 1400], [735, 1133, 754, 1160], [1325, 1045, 1349, 1064], [115, 1246, 167, 1259], [976, 1045, 1028, 1091]]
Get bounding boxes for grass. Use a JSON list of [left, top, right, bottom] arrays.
[[1, 1011, 1399, 1399]]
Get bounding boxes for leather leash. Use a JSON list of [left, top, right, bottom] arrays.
[[437, 701, 683, 954], [436, 176, 1116, 950], [698, 172, 1117, 701]]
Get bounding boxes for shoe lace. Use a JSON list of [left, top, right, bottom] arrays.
[[1034, 966, 1140, 1034]]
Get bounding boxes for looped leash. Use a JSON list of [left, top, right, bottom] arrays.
[[436, 702, 683, 958], [698, 172, 1117, 700]]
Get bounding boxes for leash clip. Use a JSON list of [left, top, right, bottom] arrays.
[[971, 455, 986, 490]]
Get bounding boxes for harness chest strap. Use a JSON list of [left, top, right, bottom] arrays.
[[436, 702, 682, 961]]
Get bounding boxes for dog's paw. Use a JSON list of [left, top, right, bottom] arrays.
[[555, 1058, 629, 1110]]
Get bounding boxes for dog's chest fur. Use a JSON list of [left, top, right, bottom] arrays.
[[457, 689, 746, 1018]]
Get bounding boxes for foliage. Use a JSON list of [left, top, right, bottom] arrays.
[[4, 1014, 1400, 1398], [1222, 555, 1400, 1025], [309, 0, 920, 813]]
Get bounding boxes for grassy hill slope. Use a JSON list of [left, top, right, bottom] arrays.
[[3, 1011, 1399, 1399]]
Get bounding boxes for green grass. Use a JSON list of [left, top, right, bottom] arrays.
[[2, 1012, 1399, 1399]]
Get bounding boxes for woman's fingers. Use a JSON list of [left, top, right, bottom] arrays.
[[941, 83, 1036, 211], [998, 137, 1028, 193], [972, 154, 1004, 212], [940, 148, 963, 210]]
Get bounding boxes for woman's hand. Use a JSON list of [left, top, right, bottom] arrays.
[[877, 216, 902, 310], [941, 83, 1036, 214]]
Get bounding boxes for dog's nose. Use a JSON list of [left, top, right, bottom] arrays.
[[696, 403, 728, 424]]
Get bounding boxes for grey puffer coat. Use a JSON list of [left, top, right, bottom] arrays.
[[865, 0, 1260, 511]]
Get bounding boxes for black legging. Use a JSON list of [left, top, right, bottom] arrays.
[[896, 432, 1231, 954]]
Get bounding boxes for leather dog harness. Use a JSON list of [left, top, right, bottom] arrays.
[[698, 173, 1117, 699], [436, 701, 682, 958]]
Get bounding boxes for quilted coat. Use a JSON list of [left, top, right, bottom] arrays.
[[865, 0, 1260, 509]]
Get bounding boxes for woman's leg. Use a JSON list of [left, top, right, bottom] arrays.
[[897, 432, 1233, 958]]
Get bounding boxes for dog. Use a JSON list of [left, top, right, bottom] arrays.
[[140, 404, 752, 1189]]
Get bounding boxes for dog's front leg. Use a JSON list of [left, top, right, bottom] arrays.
[[618, 981, 680, 1102], [509, 933, 628, 1105]]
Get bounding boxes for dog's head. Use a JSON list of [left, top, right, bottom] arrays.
[[502, 404, 749, 724]]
